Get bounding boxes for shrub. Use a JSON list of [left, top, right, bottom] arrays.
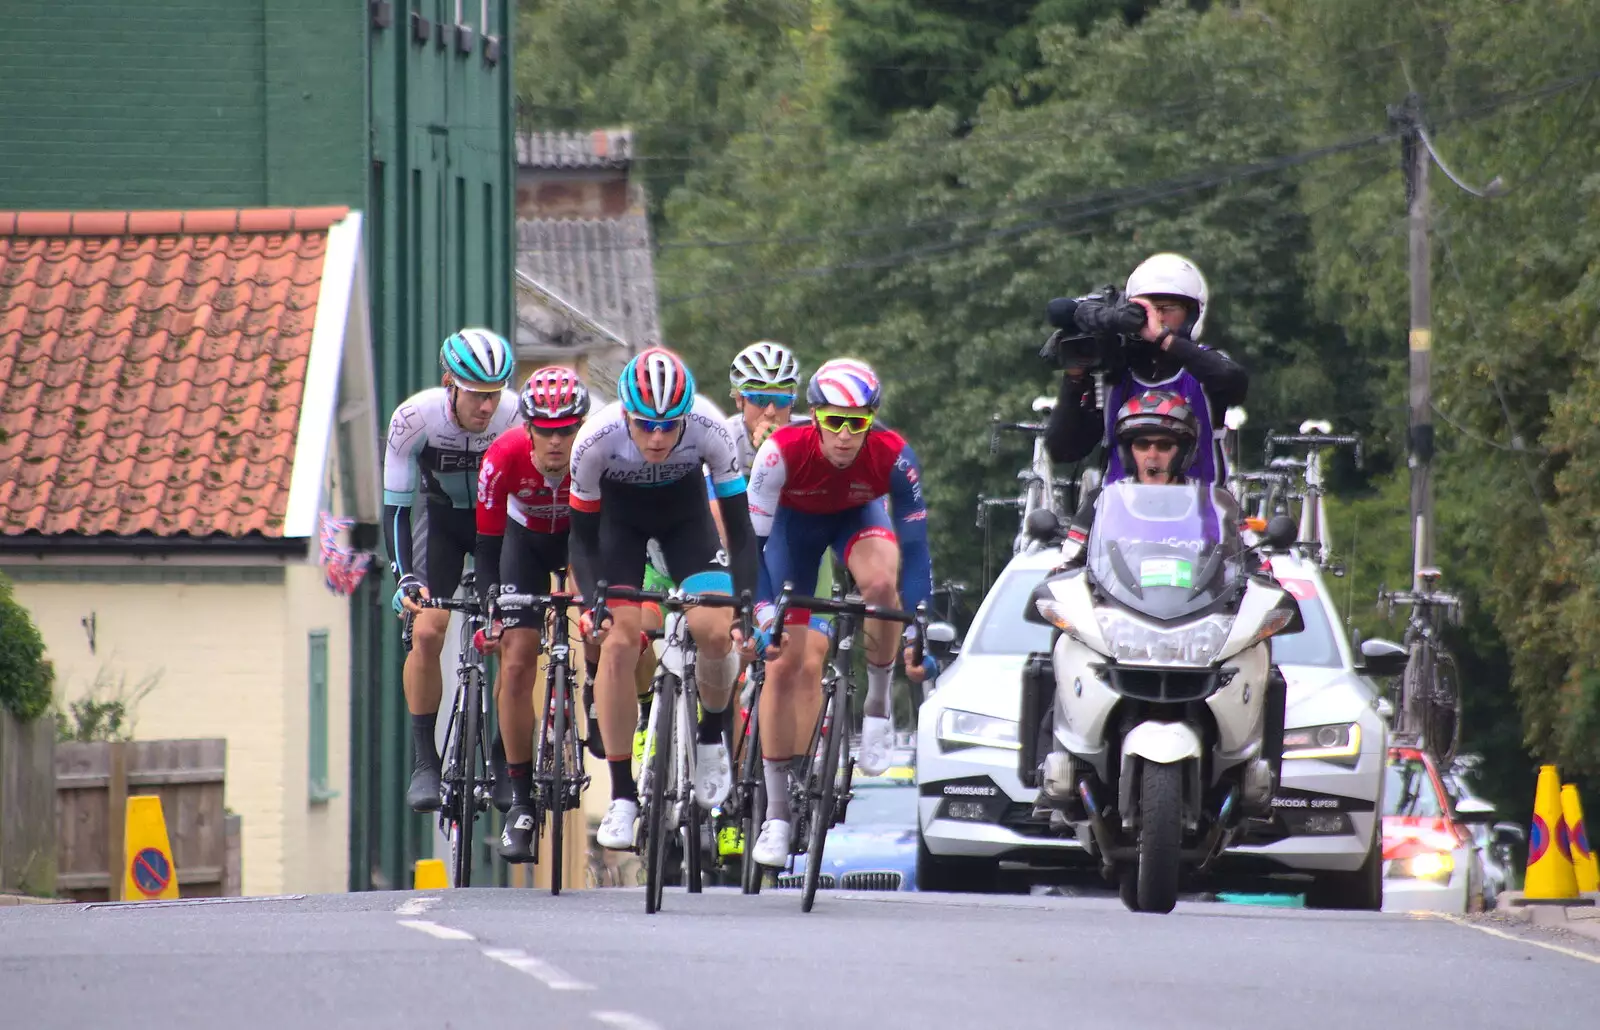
[[0, 573, 53, 722]]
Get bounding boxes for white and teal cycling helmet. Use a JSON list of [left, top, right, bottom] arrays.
[[440, 328, 515, 391]]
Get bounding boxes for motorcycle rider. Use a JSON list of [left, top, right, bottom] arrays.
[[1044, 253, 1247, 485]]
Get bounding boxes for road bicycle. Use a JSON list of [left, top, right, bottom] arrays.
[[592, 582, 752, 914], [489, 572, 590, 895], [770, 582, 927, 913], [1380, 516, 1463, 766], [403, 572, 492, 888]]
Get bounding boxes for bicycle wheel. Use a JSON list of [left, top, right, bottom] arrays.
[[644, 673, 678, 915], [680, 686, 703, 894], [739, 696, 766, 896], [1428, 650, 1461, 766], [549, 660, 569, 896], [451, 668, 483, 889], [802, 680, 847, 913]]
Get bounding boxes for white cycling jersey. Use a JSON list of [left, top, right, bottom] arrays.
[[382, 387, 521, 509], [570, 396, 746, 508], [724, 410, 810, 475]]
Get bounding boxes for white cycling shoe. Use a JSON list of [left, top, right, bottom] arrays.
[[752, 819, 793, 868], [694, 742, 732, 809], [856, 715, 895, 776], [597, 798, 639, 851]]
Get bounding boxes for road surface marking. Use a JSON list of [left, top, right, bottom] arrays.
[[397, 919, 476, 941], [592, 1012, 663, 1030], [1411, 911, 1600, 965], [395, 896, 439, 916], [482, 947, 595, 990]]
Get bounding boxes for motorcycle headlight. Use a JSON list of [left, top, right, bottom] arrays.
[[936, 709, 1021, 752], [1283, 722, 1362, 766], [1091, 610, 1233, 666]]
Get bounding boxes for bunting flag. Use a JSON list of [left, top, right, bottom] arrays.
[[318, 511, 373, 596]]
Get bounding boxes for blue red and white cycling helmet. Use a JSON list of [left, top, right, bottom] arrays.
[[807, 358, 882, 411], [618, 347, 696, 421], [440, 328, 515, 390], [520, 366, 590, 427]]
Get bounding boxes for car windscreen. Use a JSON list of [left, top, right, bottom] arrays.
[[843, 784, 918, 826], [965, 568, 1057, 656], [1268, 577, 1343, 669], [1384, 757, 1444, 818]]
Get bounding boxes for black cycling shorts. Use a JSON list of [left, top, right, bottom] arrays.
[[413, 502, 476, 599], [597, 475, 730, 602], [497, 519, 571, 630]]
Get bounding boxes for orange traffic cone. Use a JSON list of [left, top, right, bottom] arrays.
[[1513, 765, 1589, 906], [1560, 784, 1599, 895]]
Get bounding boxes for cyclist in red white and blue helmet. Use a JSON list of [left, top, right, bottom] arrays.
[[743, 357, 937, 870], [567, 346, 763, 851]]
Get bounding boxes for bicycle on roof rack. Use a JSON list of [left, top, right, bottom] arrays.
[[1246, 421, 1363, 572], [976, 396, 1091, 590], [1379, 515, 1463, 767]]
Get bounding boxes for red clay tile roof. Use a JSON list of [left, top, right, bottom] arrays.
[[0, 206, 350, 539]]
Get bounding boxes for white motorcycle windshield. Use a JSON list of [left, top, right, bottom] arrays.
[[1086, 481, 1243, 622]]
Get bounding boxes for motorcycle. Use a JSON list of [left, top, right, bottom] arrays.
[[1020, 482, 1300, 913]]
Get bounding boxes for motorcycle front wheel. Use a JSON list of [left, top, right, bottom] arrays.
[[1136, 761, 1183, 914]]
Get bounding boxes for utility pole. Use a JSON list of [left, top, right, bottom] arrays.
[[1392, 94, 1433, 590]]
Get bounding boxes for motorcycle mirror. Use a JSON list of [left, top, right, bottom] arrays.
[[1024, 508, 1064, 543], [1263, 514, 1297, 549]]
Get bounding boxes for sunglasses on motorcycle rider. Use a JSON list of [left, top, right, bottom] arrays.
[[814, 410, 875, 435], [1130, 436, 1178, 454], [629, 414, 686, 435], [740, 389, 797, 409]]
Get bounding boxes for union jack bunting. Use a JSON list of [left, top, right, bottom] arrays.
[[318, 512, 373, 596]]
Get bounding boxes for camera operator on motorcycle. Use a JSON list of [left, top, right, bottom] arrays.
[[1041, 253, 1247, 486]]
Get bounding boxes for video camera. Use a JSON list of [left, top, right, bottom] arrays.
[[1038, 285, 1149, 373]]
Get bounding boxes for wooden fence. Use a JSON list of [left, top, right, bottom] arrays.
[[55, 738, 239, 901], [0, 710, 56, 896]]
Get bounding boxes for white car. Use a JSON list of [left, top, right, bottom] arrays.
[[916, 549, 1090, 892], [1219, 551, 1393, 909], [917, 546, 1394, 905]]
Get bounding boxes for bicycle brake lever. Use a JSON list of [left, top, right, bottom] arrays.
[[737, 589, 754, 648]]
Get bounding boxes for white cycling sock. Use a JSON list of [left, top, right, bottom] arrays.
[[864, 662, 893, 719], [764, 759, 792, 821]]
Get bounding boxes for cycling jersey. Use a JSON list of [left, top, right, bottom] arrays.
[[568, 396, 759, 606], [474, 427, 572, 624], [382, 386, 521, 592], [748, 423, 933, 619], [724, 411, 810, 478]]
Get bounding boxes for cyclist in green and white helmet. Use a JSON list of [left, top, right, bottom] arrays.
[[727, 340, 807, 471]]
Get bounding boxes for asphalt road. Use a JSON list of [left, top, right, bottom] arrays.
[[5, 887, 1599, 1030]]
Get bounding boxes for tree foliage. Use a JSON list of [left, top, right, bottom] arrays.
[[517, 0, 1600, 803]]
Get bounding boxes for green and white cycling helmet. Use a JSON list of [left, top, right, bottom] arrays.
[[440, 328, 515, 391], [730, 340, 801, 391]]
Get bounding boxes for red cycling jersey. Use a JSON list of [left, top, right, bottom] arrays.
[[476, 429, 572, 535], [748, 423, 922, 520]]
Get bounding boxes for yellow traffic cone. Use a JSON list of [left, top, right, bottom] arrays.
[[413, 859, 449, 890], [1560, 784, 1599, 895], [1516, 765, 1582, 905], [123, 796, 180, 901]]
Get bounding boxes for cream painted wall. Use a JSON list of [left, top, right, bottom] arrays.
[[15, 575, 290, 895]]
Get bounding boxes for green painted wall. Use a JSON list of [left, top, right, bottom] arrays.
[[0, 0, 515, 892]]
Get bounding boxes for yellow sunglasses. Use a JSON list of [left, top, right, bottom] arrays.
[[815, 409, 875, 435]]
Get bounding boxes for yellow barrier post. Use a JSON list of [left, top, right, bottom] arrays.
[[123, 796, 180, 901], [413, 859, 448, 890], [1560, 784, 1599, 895]]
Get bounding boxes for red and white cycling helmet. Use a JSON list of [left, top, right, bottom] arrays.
[[806, 358, 882, 411], [520, 366, 591, 427]]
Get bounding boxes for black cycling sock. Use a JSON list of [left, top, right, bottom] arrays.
[[507, 761, 533, 809], [697, 705, 725, 745], [410, 713, 438, 767], [609, 758, 637, 801]]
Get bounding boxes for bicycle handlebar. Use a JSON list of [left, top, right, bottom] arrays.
[[1265, 431, 1365, 470], [771, 582, 929, 668], [988, 415, 1048, 456], [589, 580, 755, 642]]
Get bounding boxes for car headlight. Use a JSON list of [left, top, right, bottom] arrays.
[[1091, 610, 1232, 666], [1283, 722, 1362, 766], [936, 709, 1020, 752], [1389, 851, 1454, 881]]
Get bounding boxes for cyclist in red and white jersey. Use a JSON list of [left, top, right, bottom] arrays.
[[474, 367, 589, 862]]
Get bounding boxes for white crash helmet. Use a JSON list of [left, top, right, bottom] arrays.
[[730, 340, 801, 391], [1126, 253, 1209, 340]]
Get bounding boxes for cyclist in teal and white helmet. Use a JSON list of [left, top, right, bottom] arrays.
[[726, 340, 805, 472], [383, 327, 521, 813]]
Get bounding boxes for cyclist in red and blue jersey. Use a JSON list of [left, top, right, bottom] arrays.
[[474, 367, 589, 862], [745, 358, 936, 869]]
